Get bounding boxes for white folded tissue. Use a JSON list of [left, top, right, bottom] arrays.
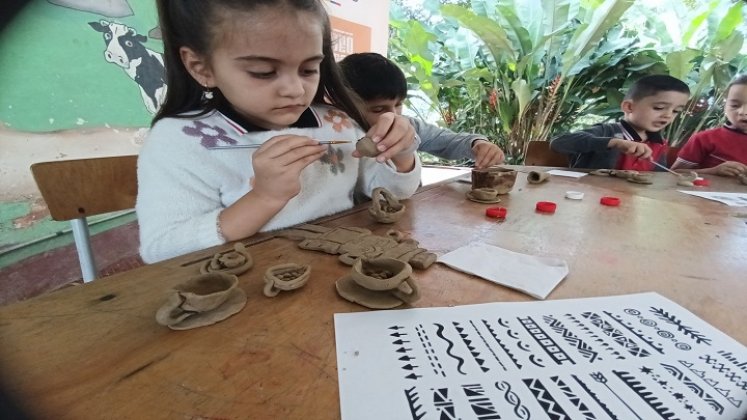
[[438, 243, 569, 299]]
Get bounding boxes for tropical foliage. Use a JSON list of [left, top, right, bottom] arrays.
[[389, 0, 747, 164]]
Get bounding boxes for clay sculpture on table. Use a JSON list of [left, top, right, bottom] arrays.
[[368, 187, 406, 223], [676, 171, 699, 187], [335, 257, 420, 309], [471, 167, 517, 194], [590, 169, 653, 184], [155, 272, 247, 330], [263, 263, 311, 297], [527, 171, 550, 184], [466, 187, 501, 203], [355, 136, 380, 157], [201, 242, 253, 275], [276, 224, 437, 269]]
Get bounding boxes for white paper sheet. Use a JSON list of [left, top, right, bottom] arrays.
[[438, 243, 568, 299], [335, 293, 747, 420], [546, 169, 588, 178], [679, 190, 747, 207]]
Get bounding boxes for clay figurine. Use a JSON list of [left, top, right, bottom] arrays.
[[368, 187, 406, 223], [155, 272, 247, 330], [355, 136, 380, 157], [676, 171, 699, 187], [335, 257, 420, 309], [201, 242, 253, 275], [263, 263, 311, 297], [471, 167, 517, 194], [466, 187, 501, 203], [590, 169, 652, 184], [527, 171, 549, 184], [276, 224, 437, 269]]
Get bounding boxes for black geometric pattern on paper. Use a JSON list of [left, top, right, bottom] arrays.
[[434, 323, 466, 375], [590, 372, 643, 420], [415, 324, 446, 378], [483, 319, 522, 370], [528, 354, 546, 368], [518, 316, 575, 365], [389, 325, 420, 380], [549, 376, 597, 419], [660, 363, 724, 414], [453, 321, 490, 373], [468, 320, 506, 371], [432, 387, 457, 420], [522, 378, 570, 420], [565, 314, 625, 360], [717, 350, 747, 375], [404, 386, 427, 420], [649, 307, 712, 346], [462, 383, 501, 419], [623, 310, 693, 351], [542, 315, 603, 363], [612, 370, 680, 419], [639, 366, 704, 418], [572, 374, 620, 420], [495, 381, 531, 419], [680, 359, 744, 408], [603, 311, 665, 354], [582, 312, 651, 358], [699, 354, 747, 391]]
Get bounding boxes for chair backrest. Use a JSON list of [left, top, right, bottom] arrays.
[[666, 145, 680, 167], [31, 155, 138, 221], [523, 140, 569, 167]]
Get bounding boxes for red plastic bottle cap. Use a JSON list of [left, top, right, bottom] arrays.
[[486, 207, 507, 219], [693, 178, 710, 187], [600, 196, 621, 206], [535, 201, 557, 213]]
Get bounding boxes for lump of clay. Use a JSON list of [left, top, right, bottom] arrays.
[[627, 172, 653, 184], [335, 257, 419, 309], [527, 171, 549, 184], [201, 242, 253, 275], [263, 263, 311, 297], [355, 136, 380, 157], [677, 171, 699, 187], [466, 187, 501, 203], [369, 187, 406, 223]]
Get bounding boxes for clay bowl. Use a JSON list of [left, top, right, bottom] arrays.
[[356, 136, 380, 157], [351, 258, 413, 291], [471, 167, 517, 194], [172, 272, 239, 313]]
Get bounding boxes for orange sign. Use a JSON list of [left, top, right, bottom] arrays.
[[329, 16, 372, 61]]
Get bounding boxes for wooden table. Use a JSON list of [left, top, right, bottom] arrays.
[[2, 167, 746, 419]]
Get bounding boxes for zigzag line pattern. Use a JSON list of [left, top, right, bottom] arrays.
[[639, 366, 704, 418], [453, 321, 490, 373], [581, 312, 650, 358], [549, 376, 597, 419], [699, 354, 747, 391], [649, 307, 712, 346], [468, 320, 506, 371], [603, 311, 665, 354], [522, 378, 570, 420], [495, 381, 531, 419], [415, 324, 446, 378], [680, 360, 744, 408], [404, 386, 426, 420], [483, 319, 522, 370], [434, 323, 466, 375], [571, 374, 620, 420], [612, 370, 681, 419], [462, 383, 502, 419], [565, 314, 625, 360], [660, 363, 724, 414], [542, 315, 603, 363], [517, 316, 575, 365], [432, 387, 457, 420]]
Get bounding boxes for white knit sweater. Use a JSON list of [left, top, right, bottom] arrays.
[[136, 104, 422, 263]]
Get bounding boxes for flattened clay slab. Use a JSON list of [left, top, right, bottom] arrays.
[[335, 275, 406, 309], [466, 191, 502, 204], [164, 288, 247, 330], [201, 242, 253, 275]]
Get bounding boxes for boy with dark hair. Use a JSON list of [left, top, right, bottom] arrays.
[[339, 52, 505, 168], [671, 74, 747, 176], [550, 75, 690, 170]]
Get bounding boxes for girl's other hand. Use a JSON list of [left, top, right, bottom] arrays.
[[358, 112, 416, 171], [471, 139, 505, 168], [251, 135, 327, 203], [714, 161, 747, 177]]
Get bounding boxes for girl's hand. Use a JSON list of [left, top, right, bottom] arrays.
[[353, 112, 416, 171], [471, 139, 505, 168], [608, 138, 653, 160], [251, 135, 327, 203], [714, 161, 747, 177]]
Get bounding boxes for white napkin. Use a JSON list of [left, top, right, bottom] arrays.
[[546, 169, 588, 178], [438, 243, 569, 299]]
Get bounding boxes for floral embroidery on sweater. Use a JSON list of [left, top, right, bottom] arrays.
[[320, 146, 345, 174], [324, 109, 353, 132], [183, 120, 238, 148]]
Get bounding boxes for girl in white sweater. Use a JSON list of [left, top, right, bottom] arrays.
[[138, 0, 421, 263]]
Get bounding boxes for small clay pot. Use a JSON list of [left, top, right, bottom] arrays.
[[471, 167, 517, 194], [356, 136, 380, 157], [470, 187, 499, 200], [527, 171, 549, 184], [201, 242, 253, 275], [263, 263, 311, 297], [350, 258, 419, 304], [368, 187, 406, 223]]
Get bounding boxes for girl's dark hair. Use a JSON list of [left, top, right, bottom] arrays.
[[726, 74, 747, 96], [153, 0, 369, 130]]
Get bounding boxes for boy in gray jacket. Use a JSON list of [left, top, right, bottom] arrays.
[[339, 53, 504, 169]]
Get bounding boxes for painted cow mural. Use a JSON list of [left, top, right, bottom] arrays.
[[89, 20, 167, 114]]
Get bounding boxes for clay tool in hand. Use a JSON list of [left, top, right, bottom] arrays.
[[711, 154, 729, 162], [209, 140, 351, 150], [648, 158, 683, 176]]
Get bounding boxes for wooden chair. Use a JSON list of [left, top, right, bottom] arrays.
[[523, 140, 569, 167], [30, 155, 138, 282], [666, 145, 680, 167]]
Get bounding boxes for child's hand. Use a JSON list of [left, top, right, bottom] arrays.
[[356, 112, 416, 171], [471, 139, 505, 168], [608, 138, 652, 160], [251, 135, 327, 203], [713, 161, 747, 177]]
